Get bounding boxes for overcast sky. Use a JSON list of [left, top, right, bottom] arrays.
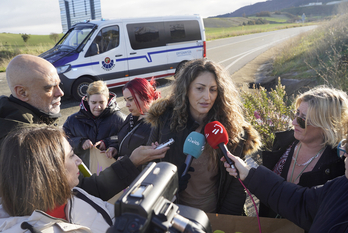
[[0, 0, 267, 35]]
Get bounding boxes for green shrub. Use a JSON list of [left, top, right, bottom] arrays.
[[21, 33, 30, 43], [256, 11, 271, 17], [241, 78, 295, 151]]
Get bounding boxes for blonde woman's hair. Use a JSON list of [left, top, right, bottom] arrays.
[[296, 85, 348, 147], [87, 80, 109, 99], [0, 125, 72, 216]]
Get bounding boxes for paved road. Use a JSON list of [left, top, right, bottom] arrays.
[[207, 25, 317, 75], [0, 25, 316, 126]]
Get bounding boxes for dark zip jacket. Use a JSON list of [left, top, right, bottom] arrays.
[[0, 95, 60, 147], [245, 166, 348, 232], [109, 114, 152, 158]]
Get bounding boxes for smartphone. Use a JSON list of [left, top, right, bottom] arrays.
[[156, 138, 174, 150]]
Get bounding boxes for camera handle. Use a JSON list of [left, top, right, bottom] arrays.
[[171, 214, 206, 233]]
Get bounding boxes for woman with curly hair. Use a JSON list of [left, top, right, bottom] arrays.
[[146, 58, 261, 215]]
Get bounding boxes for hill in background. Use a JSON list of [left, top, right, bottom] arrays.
[[216, 0, 344, 17], [204, 11, 295, 28]]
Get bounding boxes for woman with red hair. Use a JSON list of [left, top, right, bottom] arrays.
[[106, 78, 160, 158]]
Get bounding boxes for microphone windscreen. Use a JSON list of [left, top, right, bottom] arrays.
[[204, 121, 229, 149], [183, 132, 206, 159]]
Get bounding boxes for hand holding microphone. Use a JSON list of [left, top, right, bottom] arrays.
[[222, 151, 251, 181], [204, 121, 240, 178]]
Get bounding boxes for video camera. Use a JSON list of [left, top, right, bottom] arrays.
[[107, 162, 212, 233]]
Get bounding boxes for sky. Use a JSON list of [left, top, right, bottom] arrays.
[[0, 0, 267, 35]]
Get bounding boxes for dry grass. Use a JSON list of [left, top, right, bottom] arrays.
[[272, 11, 348, 91], [0, 42, 53, 72]]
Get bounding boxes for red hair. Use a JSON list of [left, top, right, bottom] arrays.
[[123, 78, 160, 114]]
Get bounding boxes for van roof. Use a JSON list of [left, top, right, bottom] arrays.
[[76, 15, 203, 26]]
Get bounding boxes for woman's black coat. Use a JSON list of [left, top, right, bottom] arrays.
[[110, 114, 152, 158]]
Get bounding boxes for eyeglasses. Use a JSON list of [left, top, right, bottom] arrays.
[[337, 139, 347, 159], [294, 112, 308, 129]]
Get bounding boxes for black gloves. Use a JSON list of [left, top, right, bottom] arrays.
[[178, 163, 194, 193]]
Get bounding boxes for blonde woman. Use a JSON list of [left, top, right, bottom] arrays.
[[63, 80, 126, 167], [261, 86, 348, 218], [146, 59, 261, 215]]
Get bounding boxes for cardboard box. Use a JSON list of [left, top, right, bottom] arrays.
[[206, 213, 304, 233]]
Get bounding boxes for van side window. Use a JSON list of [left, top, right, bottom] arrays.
[[85, 25, 119, 57], [170, 24, 185, 39], [127, 22, 165, 50], [166, 20, 201, 43], [128, 20, 201, 50]]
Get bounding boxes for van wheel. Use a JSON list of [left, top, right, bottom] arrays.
[[174, 61, 187, 79], [72, 77, 93, 101]]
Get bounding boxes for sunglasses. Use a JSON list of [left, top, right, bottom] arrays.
[[294, 112, 309, 129], [337, 139, 347, 159]]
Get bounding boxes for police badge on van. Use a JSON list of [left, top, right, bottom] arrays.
[[101, 57, 115, 71]]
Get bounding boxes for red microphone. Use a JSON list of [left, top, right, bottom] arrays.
[[204, 121, 239, 178]]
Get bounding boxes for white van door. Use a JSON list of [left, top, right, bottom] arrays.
[[125, 22, 169, 80], [85, 24, 129, 87]]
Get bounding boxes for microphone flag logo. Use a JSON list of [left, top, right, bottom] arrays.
[[212, 124, 223, 134]]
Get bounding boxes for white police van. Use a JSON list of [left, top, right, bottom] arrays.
[[40, 15, 206, 100]]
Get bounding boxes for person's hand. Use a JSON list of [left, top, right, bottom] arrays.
[[178, 163, 194, 193], [221, 151, 251, 181], [82, 139, 93, 150], [94, 140, 106, 151], [129, 143, 169, 167], [104, 147, 117, 159]]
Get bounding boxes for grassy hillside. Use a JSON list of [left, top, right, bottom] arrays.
[[0, 33, 63, 72], [203, 17, 249, 28], [0, 33, 61, 46], [271, 13, 348, 92], [204, 12, 319, 40]]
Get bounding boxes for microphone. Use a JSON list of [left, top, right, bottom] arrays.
[[204, 121, 239, 178], [182, 132, 205, 177], [78, 161, 92, 177]]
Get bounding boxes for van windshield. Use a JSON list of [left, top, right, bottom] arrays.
[[57, 25, 95, 49]]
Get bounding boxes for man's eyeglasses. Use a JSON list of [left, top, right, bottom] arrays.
[[294, 112, 308, 129], [337, 139, 347, 159]]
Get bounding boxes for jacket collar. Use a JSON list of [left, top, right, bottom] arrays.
[[9, 95, 61, 124]]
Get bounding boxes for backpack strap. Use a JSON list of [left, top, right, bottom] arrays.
[[73, 189, 113, 226]]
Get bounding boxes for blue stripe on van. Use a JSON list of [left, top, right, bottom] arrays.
[[116, 45, 203, 63], [69, 45, 202, 68], [71, 61, 99, 68]]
